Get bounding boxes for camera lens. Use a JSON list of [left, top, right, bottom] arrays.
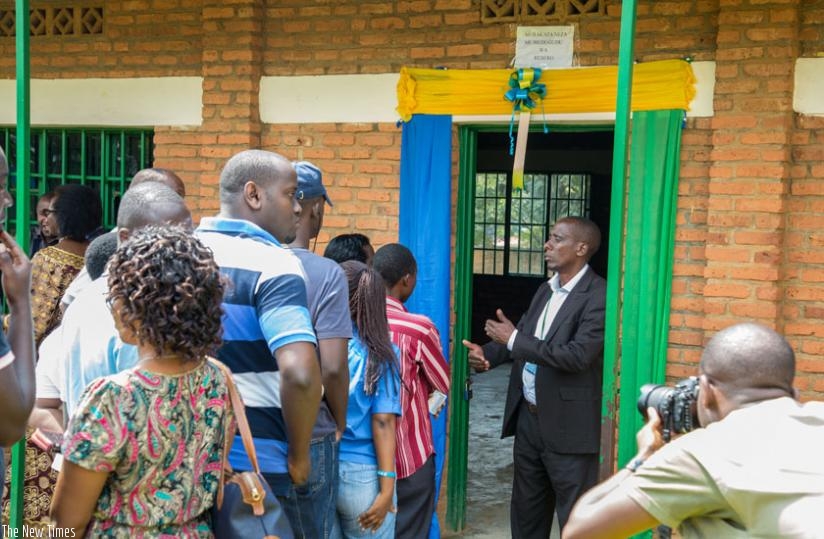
[[637, 383, 673, 418], [637, 378, 701, 442]]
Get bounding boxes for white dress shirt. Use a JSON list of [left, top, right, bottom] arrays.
[[509, 265, 590, 405]]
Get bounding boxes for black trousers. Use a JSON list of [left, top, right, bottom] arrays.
[[510, 402, 598, 539], [395, 455, 435, 539]]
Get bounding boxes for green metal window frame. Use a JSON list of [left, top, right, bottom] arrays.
[[472, 170, 592, 277], [1, 126, 153, 533], [548, 172, 590, 224], [472, 171, 508, 275], [0, 127, 154, 234]]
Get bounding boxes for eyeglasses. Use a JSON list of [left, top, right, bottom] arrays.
[[42, 208, 57, 216]]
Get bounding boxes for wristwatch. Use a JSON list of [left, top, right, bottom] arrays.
[[625, 457, 645, 473]]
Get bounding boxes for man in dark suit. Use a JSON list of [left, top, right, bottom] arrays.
[[463, 216, 606, 538]]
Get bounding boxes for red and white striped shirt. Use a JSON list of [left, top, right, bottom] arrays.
[[385, 296, 451, 479]]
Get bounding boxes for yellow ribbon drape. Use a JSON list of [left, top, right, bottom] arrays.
[[396, 59, 696, 121]]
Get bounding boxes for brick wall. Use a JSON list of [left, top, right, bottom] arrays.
[[0, 0, 822, 396], [261, 122, 402, 247], [261, 0, 719, 74], [792, 0, 824, 397], [800, 0, 824, 56], [0, 0, 202, 77], [787, 113, 824, 398]]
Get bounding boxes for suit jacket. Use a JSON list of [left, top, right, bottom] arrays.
[[484, 266, 606, 454]]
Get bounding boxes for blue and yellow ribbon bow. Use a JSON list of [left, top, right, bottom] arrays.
[[505, 68, 547, 113], [504, 68, 549, 190]]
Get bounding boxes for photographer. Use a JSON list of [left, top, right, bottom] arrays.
[[565, 323, 824, 538]]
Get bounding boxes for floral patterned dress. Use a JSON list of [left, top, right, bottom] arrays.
[[30, 245, 85, 346], [62, 360, 231, 538]]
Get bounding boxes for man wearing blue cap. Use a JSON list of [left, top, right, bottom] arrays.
[[289, 161, 352, 539]]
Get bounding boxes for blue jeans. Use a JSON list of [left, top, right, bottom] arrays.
[[263, 433, 339, 539], [330, 460, 396, 539]]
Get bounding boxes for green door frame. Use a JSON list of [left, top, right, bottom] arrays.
[[447, 123, 617, 532], [445, 125, 476, 532]]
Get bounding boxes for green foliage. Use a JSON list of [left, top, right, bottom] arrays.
[[472, 171, 590, 276]]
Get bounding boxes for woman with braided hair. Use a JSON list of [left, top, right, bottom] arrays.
[[50, 225, 231, 538], [331, 261, 401, 539]]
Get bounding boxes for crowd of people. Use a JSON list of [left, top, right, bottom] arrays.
[[0, 143, 821, 539], [0, 147, 450, 538]]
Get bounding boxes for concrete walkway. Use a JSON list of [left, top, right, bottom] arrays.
[[444, 364, 560, 539]]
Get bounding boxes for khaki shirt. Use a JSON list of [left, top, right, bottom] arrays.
[[626, 397, 824, 538]]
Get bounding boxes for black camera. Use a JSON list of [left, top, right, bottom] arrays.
[[637, 377, 700, 442]]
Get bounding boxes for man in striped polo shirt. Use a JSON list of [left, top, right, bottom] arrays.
[[195, 149, 323, 537], [373, 243, 451, 539]]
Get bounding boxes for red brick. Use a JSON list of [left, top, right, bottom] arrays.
[[446, 44, 484, 57], [323, 134, 356, 147], [370, 17, 406, 30], [410, 47, 445, 59], [730, 302, 777, 319], [355, 216, 390, 229], [703, 283, 752, 299], [745, 27, 797, 42], [734, 164, 787, 178], [354, 134, 392, 147], [718, 10, 765, 24], [735, 198, 785, 213], [356, 190, 392, 202]]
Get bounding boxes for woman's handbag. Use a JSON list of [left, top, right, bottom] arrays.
[[209, 359, 294, 539]]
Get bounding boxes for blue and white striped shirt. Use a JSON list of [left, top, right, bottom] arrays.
[[196, 217, 317, 474]]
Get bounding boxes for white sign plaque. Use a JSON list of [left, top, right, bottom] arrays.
[[514, 26, 574, 69]]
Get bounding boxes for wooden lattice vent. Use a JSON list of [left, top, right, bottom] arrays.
[[482, 0, 605, 23], [0, 5, 103, 37]]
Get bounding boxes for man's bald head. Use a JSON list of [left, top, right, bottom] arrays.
[[131, 168, 186, 198], [219, 149, 294, 205], [556, 216, 601, 260], [117, 182, 191, 233], [700, 323, 795, 396]]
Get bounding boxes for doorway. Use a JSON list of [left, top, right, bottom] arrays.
[[469, 129, 613, 343], [458, 126, 613, 535]]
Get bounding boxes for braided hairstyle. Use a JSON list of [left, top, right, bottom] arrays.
[[340, 260, 399, 396], [107, 225, 224, 363]]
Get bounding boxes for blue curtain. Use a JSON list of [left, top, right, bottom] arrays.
[[399, 114, 452, 538]]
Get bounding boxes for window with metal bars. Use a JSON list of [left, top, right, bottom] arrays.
[[0, 128, 154, 234], [473, 171, 590, 276]]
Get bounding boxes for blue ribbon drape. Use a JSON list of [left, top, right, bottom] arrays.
[[399, 114, 452, 539]]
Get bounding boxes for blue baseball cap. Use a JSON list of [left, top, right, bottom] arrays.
[[294, 161, 333, 206]]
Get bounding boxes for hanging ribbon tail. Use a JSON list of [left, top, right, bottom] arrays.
[[504, 68, 547, 191], [512, 111, 530, 192], [508, 108, 517, 156]]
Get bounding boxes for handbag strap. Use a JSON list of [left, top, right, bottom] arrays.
[[208, 357, 262, 473]]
